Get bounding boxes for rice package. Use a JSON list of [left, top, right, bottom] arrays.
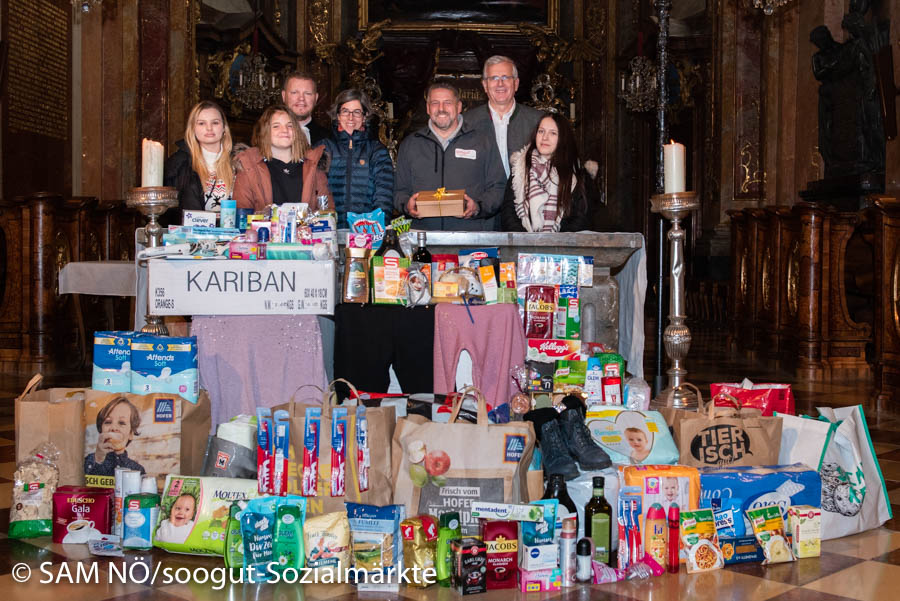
[[153, 475, 258, 555], [346, 502, 405, 579], [130, 335, 199, 403], [304, 511, 351, 577], [92, 331, 133, 392], [587, 408, 679, 465], [698, 464, 821, 534], [621, 465, 700, 527]]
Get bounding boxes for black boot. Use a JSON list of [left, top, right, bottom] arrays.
[[525, 408, 579, 480], [559, 406, 611, 471]]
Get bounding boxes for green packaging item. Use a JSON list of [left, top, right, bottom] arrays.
[[122, 493, 160, 550], [553, 360, 587, 392], [224, 502, 245, 570], [371, 256, 410, 305], [595, 352, 625, 378], [520, 499, 558, 546], [264, 244, 315, 260], [591, 512, 611, 565], [272, 504, 304, 572], [436, 512, 461, 587], [553, 285, 580, 340]]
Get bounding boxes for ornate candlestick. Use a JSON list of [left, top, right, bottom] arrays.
[[651, 191, 699, 408], [126, 186, 178, 335]]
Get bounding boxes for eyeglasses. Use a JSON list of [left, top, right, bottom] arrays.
[[339, 109, 365, 118], [485, 75, 515, 83]]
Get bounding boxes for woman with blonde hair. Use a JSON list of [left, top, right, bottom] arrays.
[[233, 104, 333, 210], [164, 100, 235, 214]]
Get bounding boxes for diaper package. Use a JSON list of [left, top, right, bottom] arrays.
[[153, 475, 258, 555], [131, 335, 199, 403], [620, 465, 701, 529], [587, 408, 679, 465], [92, 331, 133, 393], [698, 464, 822, 535]]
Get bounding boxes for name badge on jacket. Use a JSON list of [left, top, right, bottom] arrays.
[[455, 148, 477, 160]]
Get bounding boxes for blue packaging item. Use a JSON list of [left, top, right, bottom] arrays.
[[701, 496, 746, 537], [345, 502, 406, 579], [237, 208, 255, 232], [122, 493, 160, 550], [719, 535, 766, 565], [237, 496, 308, 581], [92, 331, 133, 392], [349, 208, 386, 249], [458, 247, 500, 268], [130, 335, 199, 403], [220, 199, 237, 229], [585, 407, 679, 465], [521, 499, 558, 545], [699, 464, 822, 534]]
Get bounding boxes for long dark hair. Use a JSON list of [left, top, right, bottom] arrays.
[[524, 112, 581, 217]]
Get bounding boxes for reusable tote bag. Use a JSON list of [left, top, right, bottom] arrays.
[[392, 386, 535, 535], [275, 379, 395, 516], [777, 405, 892, 539]]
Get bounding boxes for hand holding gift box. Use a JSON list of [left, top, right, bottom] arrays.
[[407, 188, 476, 219]]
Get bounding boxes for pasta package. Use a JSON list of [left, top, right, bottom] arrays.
[[153, 475, 259, 556], [747, 504, 795, 564], [9, 444, 60, 539], [679, 509, 724, 573]]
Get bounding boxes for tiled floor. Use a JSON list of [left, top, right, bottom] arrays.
[[0, 326, 899, 600]]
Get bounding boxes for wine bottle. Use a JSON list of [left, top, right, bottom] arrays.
[[542, 473, 578, 537]]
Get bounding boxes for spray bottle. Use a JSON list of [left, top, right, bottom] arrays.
[[435, 511, 461, 587]]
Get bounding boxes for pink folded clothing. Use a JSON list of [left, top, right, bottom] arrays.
[[433, 303, 527, 407], [193, 315, 327, 430]]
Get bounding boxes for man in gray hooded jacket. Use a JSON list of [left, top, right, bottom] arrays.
[[394, 82, 507, 231]]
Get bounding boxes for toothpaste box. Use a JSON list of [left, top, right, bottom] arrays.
[[92, 331, 133, 392], [519, 544, 559, 571], [470, 502, 543, 522], [130, 335, 199, 403]]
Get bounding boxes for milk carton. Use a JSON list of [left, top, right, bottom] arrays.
[[92, 331, 133, 392], [130, 335, 199, 403]]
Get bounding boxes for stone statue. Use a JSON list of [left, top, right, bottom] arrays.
[[811, 3, 888, 178]]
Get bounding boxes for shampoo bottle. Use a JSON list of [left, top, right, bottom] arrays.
[[436, 511, 461, 587], [272, 504, 303, 572], [224, 501, 245, 570], [644, 503, 667, 566]]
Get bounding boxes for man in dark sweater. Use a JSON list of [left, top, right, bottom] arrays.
[[282, 71, 329, 146], [463, 56, 544, 179], [394, 82, 507, 231]]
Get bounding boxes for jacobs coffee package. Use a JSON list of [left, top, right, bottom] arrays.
[[524, 285, 556, 339], [481, 519, 518, 589], [52, 486, 114, 543]]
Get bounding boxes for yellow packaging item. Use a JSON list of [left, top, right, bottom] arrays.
[[747, 504, 795, 564], [621, 465, 701, 526], [679, 508, 724, 573], [400, 515, 438, 588], [787, 505, 821, 558], [304, 511, 351, 577]]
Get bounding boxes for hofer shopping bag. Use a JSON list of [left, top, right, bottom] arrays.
[[711, 380, 795, 416], [275, 379, 395, 516], [392, 386, 535, 535], [15, 375, 86, 486], [776, 405, 892, 539], [659, 386, 782, 468]]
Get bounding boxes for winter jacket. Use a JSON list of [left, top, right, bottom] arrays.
[[316, 125, 394, 229], [463, 102, 544, 164], [393, 120, 507, 231], [232, 145, 334, 212], [163, 139, 205, 212], [500, 147, 593, 232]]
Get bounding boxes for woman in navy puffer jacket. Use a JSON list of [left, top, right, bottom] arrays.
[[316, 89, 394, 228]]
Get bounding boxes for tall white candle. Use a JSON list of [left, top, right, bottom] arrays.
[[141, 138, 164, 187], [570, 102, 576, 121], [663, 140, 686, 194], [386, 102, 394, 120]]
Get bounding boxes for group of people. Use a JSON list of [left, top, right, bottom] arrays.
[[164, 55, 596, 233]]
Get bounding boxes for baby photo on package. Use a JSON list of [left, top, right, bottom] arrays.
[[622, 465, 701, 521], [586, 408, 679, 465]]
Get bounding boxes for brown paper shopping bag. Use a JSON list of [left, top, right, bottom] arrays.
[[392, 386, 535, 535], [659, 386, 782, 468], [275, 379, 395, 516], [15, 374, 87, 486], [82, 389, 211, 489]]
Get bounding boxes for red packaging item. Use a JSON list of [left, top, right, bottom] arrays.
[[481, 519, 519, 589], [524, 285, 556, 339], [52, 486, 114, 543], [710, 382, 795, 416]]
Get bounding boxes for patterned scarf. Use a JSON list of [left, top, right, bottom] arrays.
[[526, 151, 559, 232]]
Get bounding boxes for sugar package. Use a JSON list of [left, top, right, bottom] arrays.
[[130, 336, 199, 403], [92, 331, 133, 392]]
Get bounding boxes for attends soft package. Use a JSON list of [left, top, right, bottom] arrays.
[[586, 408, 679, 465], [131, 336, 199, 403], [153, 475, 258, 555], [92, 331, 133, 393]]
